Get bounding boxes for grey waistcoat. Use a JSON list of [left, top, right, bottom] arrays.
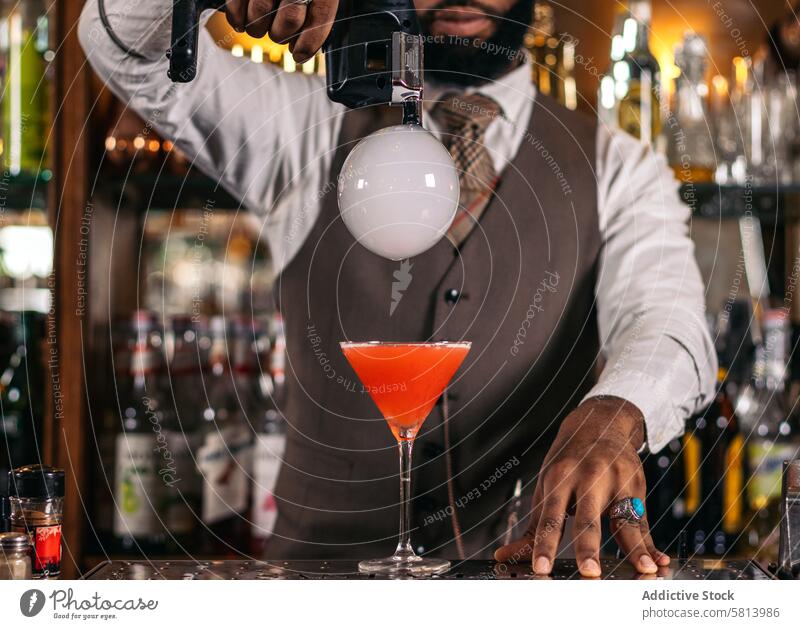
[[268, 93, 601, 560]]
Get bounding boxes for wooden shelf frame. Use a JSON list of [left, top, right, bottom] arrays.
[[48, 0, 91, 579]]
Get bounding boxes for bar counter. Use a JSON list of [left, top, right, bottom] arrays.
[[83, 558, 773, 580]]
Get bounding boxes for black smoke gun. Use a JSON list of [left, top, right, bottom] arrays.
[[167, 0, 225, 83], [167, 0, 423, 111]]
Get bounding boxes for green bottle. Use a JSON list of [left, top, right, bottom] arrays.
[[1, 0, 51, 178]]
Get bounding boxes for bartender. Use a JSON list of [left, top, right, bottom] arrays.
[[78, 0, 716, 577]]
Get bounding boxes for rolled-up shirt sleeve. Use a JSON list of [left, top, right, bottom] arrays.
[[78, 0, 344, 269], [584, 126, 717, 453]]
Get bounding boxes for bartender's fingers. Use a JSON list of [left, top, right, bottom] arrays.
[[610, 518, 658, 574], [493, 484, 543, 563], [530, 481, 571, 574], [291, 0, 338, 63], [572, 488, 608, 578], [640, 516, 671, 566], [271, 0, 310, 43], [493, 534, 533, 563], [226, 0, 249, 32], [245, 0, 277, 38]]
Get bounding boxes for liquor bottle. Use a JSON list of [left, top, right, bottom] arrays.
[[681, 315, 746, 556], [743, 309, 800, 561], [197, 316, 253, 555], [598, 3, 630, 128], [0, 312, 44, 473], [0, 0, 52, 178], [96, 317, 133, 547], [161, 315, 204, 552], [525, 3, 557, 97], [559, 36, 578, 111], [113, 311, 166, 554], [642, 437, 685, 551], [616, 0, 662, 147], [251, 313, 287, 555], [269, 313, 286, 393], [699, 367, 745, 555], [524, 3, 576, 110], [667, 32, 715, 183]]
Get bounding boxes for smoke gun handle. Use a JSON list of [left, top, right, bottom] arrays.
[[168, 0, 226, 83]]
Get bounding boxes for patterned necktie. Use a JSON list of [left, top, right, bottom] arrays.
[[430, 92, 503, 246]]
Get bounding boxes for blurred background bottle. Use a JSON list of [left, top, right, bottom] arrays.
[[0, 0, 52, 178], [667, 32, 715, 183], [0, 312, 45, 476], [525, 2, 577, 111], [197, 316, 253, 556], [678, 313, 745, 556], [95, 317, 132, 547], [112, 311, 166, 555], [617, 0, 662, 148], [597, 2, 630, 129], [161, 315, 205, 552], [251, 313, 286, 555], [742, 309, 799, 561]]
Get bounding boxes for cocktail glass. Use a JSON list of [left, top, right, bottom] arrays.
[[340, 341, 471, 576]]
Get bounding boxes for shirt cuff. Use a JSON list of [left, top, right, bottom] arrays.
[[581, 369, 687, 453]]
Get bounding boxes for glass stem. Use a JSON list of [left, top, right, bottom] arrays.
[[395, 437, 415, 559]]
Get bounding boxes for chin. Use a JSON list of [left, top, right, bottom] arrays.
[[421, 0, 534, 87]]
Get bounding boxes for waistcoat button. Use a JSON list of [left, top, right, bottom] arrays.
[[444, 288, 460, 304]]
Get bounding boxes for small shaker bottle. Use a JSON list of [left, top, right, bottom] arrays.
[[0, 532, 31, 579]]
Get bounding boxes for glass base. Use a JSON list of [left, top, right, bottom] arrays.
[[358, 554, 451, 577]]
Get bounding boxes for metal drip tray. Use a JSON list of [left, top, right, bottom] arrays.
[[83, 558, 773, 580]]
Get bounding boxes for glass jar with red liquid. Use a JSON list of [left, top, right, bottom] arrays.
[[9, 465, 64, 578]]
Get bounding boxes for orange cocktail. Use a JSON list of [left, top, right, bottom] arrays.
[[340, 341, 470, 576], [341, 342, 470, 441]]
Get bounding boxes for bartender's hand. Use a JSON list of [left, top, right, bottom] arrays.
[[223, 0, 338, 63], [494, 396, 670, 577]]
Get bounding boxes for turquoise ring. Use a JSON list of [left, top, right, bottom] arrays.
[[608, 497, 645, 523]]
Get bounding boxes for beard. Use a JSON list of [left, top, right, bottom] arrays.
[[419, 0, 535, 87]]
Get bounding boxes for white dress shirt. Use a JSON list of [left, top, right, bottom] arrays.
[[78, 0, 717, 452]]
